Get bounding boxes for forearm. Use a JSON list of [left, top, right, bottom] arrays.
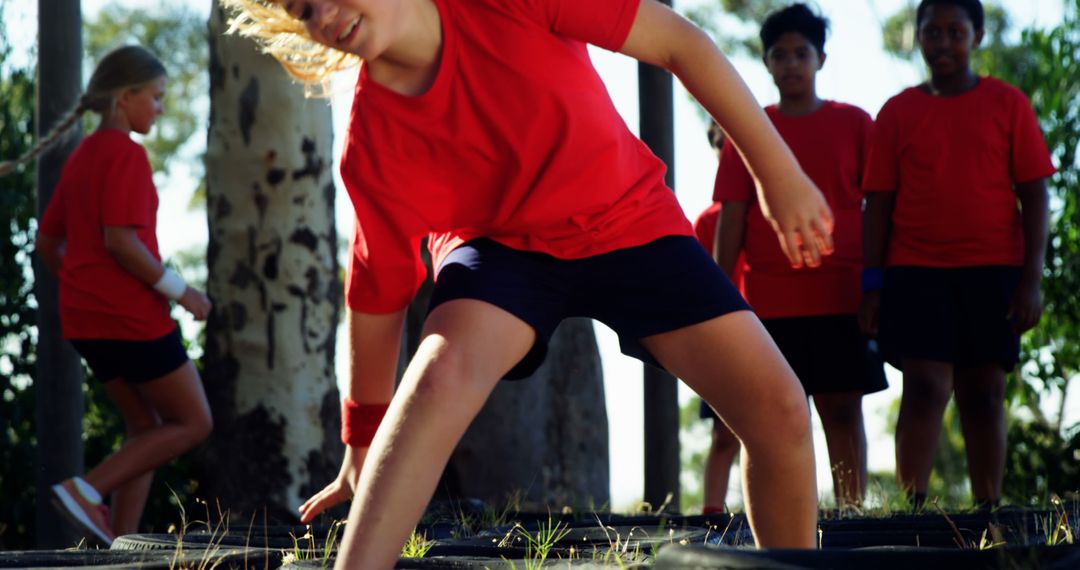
[[35, 233, 65, 275], [621, 4, 801, 191], [862, 193, 895, 269], [103, 226, 167, 285], [1016, 180, 1050, 281], [346, 308, 405, 405], [716, 201, 747, 277]]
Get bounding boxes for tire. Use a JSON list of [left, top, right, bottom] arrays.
[[0, 548, 276, 569]]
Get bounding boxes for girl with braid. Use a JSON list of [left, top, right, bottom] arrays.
[[1, 45, 213, 545]]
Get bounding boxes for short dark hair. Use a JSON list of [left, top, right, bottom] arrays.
[[760, 3, 829, 55], [916, 0, 984, 31]]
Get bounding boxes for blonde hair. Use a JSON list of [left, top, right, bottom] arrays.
[[0, 45, 167, 177], [220, 0, 359, 95]]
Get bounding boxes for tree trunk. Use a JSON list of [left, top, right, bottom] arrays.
[[444, 318, 610, 510], [198, 1, 341, 521], [35, 0, 84, 547]]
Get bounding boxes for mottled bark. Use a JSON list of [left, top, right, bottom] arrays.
[[198, 1, 340, 520]]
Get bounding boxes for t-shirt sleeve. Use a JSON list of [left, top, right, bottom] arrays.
[[712, 138, 754, 203], [101, 144, 157, 228], [862, 99, 900, 193], [345, 187, 431, 314], [525, 0, 641, 52], [1008, 90, 1057, 184]]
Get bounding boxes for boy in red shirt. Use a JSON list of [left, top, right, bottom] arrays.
[[861, 0, 1054, 508], [227, 0, 836, 565], [712, 3, 886, 509]]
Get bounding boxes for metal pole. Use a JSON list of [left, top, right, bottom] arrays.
[[638, 0, 680, 512], [35, 0, 85, 547]]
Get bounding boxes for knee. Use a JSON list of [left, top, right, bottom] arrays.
[[126, 414, 162, 438], [411, 342, 485, 400], [745, 389, 812, 449], [711, 423, 739, 453], [181, 409, 213, 447]]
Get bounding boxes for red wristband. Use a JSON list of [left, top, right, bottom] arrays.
[[341, 398, 389, 448]]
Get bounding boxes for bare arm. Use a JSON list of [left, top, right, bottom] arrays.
[[103, 226, 211, 320], [619, 0, 833, 268], [299, 307, 405, 523], [1010, 179, 1050, 333], [715, 200, 747, 278], [35, 232, 66, 276], [857, 192, 895, 336]]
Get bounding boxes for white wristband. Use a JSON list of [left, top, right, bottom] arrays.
[[153, 268, 187, 301]]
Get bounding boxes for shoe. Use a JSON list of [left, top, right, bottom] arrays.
[[50, 479, 115, 546]]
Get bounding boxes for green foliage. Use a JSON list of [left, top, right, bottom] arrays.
[[0, 17, 39, 550]]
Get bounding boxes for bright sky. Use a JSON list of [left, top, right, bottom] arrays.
[[5, 0, 1072, 511]]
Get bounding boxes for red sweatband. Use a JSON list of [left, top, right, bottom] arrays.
[[341, 398, 389, 448]]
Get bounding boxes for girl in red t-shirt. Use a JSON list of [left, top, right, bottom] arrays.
[[861, 0, 1054, 508], [712, 3, 886, 511], [2, 46, 213, 545], [228, 1, 836, 565]]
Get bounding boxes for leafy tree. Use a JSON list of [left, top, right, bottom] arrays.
[[0, 14, 39, 550]]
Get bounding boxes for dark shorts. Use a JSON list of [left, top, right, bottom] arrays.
[[699, 313, 888, 420], [879, 266, 1022, 370], [70, 327, 190, 384], [429, 236, 751, 380]]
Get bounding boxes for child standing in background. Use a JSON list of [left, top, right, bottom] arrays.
[[713, 3, 886, 508], [2, 46, 213, 545], [860, 0, 1054, 508], [692, 123, 743, 515]]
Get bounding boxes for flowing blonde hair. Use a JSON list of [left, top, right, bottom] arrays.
[[220, 0, 359, 95], [0, 45, 166, 177]]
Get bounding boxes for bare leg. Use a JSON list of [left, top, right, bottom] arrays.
[[954, 364, 1007, 503], [100, 379, 162, 535], [813, 392, 868, 507], [895, 359, 953, 498], [702, 418, 739, 512], [82, 361, 212, 497], [334, 300, 535, 570], [641, 311, 817, 548]]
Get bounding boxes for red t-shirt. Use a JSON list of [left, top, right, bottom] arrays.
[[713, 101, 873, 319], [341, 0, 693, 313], [39, 129, 175, 340], [863, 77, 1056, 267]]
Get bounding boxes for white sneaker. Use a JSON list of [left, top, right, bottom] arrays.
[[50, 479, 115, 546]]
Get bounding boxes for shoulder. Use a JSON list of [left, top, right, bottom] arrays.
[[978, 76, 1034, 107]]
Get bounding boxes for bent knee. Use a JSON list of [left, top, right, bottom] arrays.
[[411, 342, 494, 399]]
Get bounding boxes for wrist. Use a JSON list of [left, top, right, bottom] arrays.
[[153, 268, 187, 300], [861, 267, 884, 293], [341, 398, 390, 448]]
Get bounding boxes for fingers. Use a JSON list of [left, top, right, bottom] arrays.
[[781, 230, 803, 269], [298, 484, 350, 523]]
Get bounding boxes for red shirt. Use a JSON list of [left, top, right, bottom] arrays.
[[863, 77, 1056, 267], [341, 0, 693, 313], [39, 129, 175, 340], [713, 101, 873, 319]]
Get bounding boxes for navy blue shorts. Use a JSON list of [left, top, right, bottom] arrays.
[[429, 236, 751, 380], [879, 266, 1022, 370], [700, 314, 888, 420], [70, 327, 190, 384]]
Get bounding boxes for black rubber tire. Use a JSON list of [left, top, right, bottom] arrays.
[[0, 548, 276, 569]]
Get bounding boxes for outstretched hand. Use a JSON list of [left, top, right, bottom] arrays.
[[756, 171, 834, 269], [299, 445, 366, 523]]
